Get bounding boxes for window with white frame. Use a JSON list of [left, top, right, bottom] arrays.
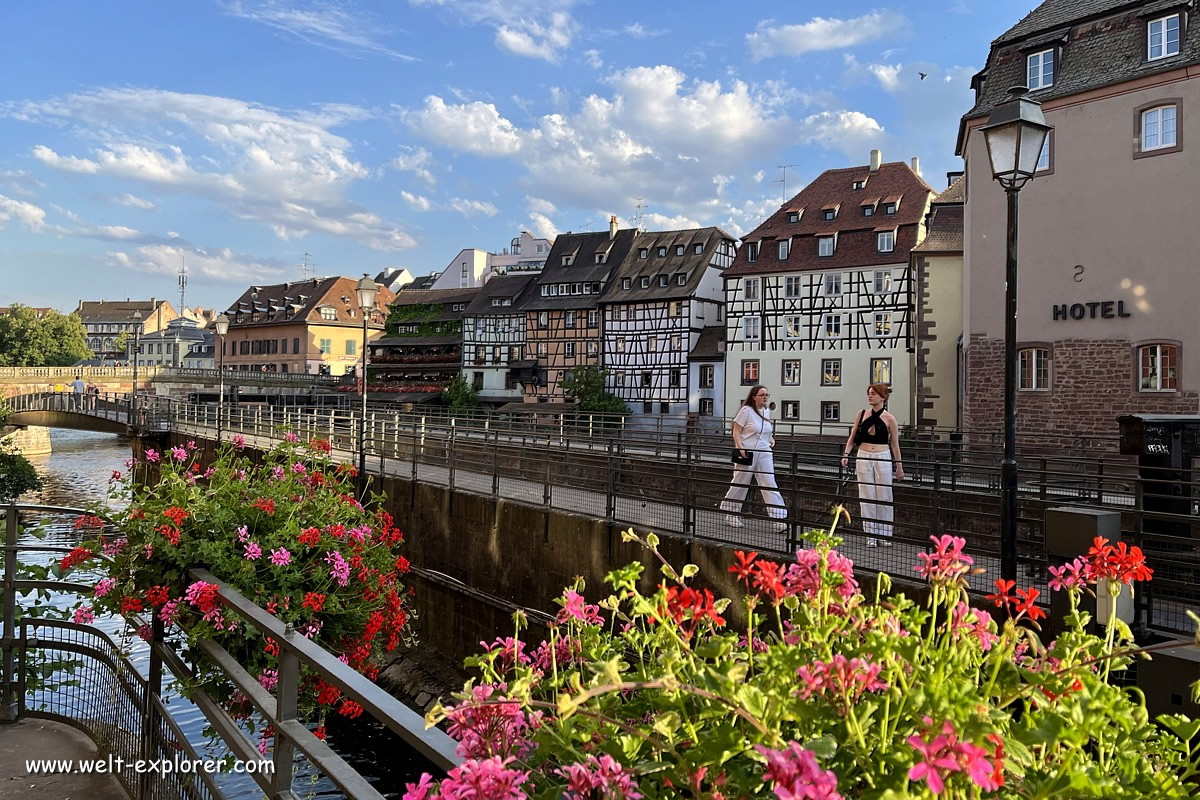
[[784, 315, 803, 339], [587, 310, 598, 327], [782, 401, 800, 420], [537, 342, 548, 356], [1018, 348, 1050, 390], [787, 211, 799, 223], [822, 272, 843, 296], [671, 334, 681, 351], [877, 231, 894, 253], [821, 358, 841, 386], [648, 337, 658, 352], [785, 276, 803, 297], [1149, 14, 1181, 60], [822, 314, 844, 338], [821, 401, 840, 422], [744, 278, 760, 301], [871, 358, 892, 384], [565, 310, 575, 328], [671, 301, 684, 317], [319, 306, 337, 321], [884, 202, 896, 215], [742, 316, 761, 341], [782, 359, 801, 386], [741, 359, 759, 384], [618, 307, 628, 321], [700, 364, 714, 388], [669, 369, 681, 387], [616, 339, 626, 353], [565, 342, 575, 358], [640, 277, 650, 288], [699, 398, 714, 416], [1141, 105, 1178, 151], [676, 273, 686, 286], [823, 209, 836, 221], [622, 277, 632, 290], [873, 270, 893, 293], [615, 372, 625, 387], [1036, 135, 1051, 171], [746, 242, 759, 262], [675, 244, 684, 256], [537, 312, 548, 329], [873, 312, 893, 337], [658, 275, 669, 287], [1028, 48, 1054, 90], [862, 204, 874, 217], [818, 236, 835, 257], [1139, 343, 1178, 391], [694, 243, 704, 255], [639, 248, 648, 259], [778, 239, 789, 260]]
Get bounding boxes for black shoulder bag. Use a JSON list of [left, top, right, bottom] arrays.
[[731, 408, 767, 465]]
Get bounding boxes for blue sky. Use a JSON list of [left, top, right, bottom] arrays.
[[0, 1, 1029, 312]]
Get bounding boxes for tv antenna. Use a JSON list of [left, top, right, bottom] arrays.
[[633, 197, 647, 232], [774, 164, 802, 203], [300, 252, 315, 280]]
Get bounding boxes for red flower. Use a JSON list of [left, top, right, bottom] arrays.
[[264, 637, 280, 657], [162, 506, 189, 526], [121, 596, 144, 614], [328, 524, 346, 539], [729, 550, 759, 586], [338, 700, 364, 719], [298, 527, 321, 547], [664, 586, 726, 639], [394, 555, 411, 574], [60, 546, 94, 572], [251, 498, 276, 516], [156, 524, 181, 546], [313, 726, 327, 741], [986, 579, 1017, 610], [751, 559, 786, 603], [73, 514, 104, 530], [302, 592, 326, 613], [1013, 587, 1046, 622], [316, 682, 342, 706], [309, 438, 332, 454], [128, 508, 145, 521], [146, 585, 170, 607], [1087, 537, 1154, 585]]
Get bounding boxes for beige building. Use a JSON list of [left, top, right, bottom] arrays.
[[76, 298, 178, 358], [222, 277, 394, 375], [957, 0, 1200, 439]]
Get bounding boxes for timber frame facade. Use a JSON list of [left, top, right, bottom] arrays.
[[461, 274, 539, 403]]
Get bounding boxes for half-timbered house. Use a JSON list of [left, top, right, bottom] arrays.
[[723, 152, 934, 426], [461, 274, 539, 404], [600, 227, 735, 421]]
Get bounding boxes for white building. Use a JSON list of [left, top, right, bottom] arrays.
[[428, 231, 555, 291], [460, 274, 540, 404]]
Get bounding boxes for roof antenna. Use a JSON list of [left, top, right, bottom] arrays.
[[633, 197, 647, 232], [300, 252, 315, 281], [774, 164, 801, 203]]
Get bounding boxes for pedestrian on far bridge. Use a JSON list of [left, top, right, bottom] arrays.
[[721, 384, 788, 533], [70, 374, 85, 410]]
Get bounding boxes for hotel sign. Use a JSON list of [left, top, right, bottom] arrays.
[[1052, 301, 1132, 321]]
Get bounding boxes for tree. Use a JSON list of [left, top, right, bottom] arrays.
[[0, 441, 41, 501], [559, 365, 629, 414], [0, 305, 92, 366], [443, 373, 480, 409], [113, 330, 130, 356]]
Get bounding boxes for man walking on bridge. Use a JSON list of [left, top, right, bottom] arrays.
[[70, 375, 85, 410]]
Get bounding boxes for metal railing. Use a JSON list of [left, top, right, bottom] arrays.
[[1, 503, 459, 799]]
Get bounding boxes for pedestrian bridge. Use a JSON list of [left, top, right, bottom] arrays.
[[5, 392, 142, 436]]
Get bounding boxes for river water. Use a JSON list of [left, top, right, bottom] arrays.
[[15, 429, 436, 799]]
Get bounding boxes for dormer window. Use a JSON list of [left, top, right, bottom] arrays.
[[853, 180, 865, 190], [1149, 14, 1181, 60], [884, 203, 896, 215], [676, 273, 686, 286], [622, 277, 632, 290], [658, 274, 669, 287], [863, 204, 874, 217], [818, 236, 835, 257], [675, 244, 684, 256], [319, 306, 337, 321], [787, 212, 799, 223], [778, 239, 789, 260], [1027, 48, 1054, 90], [694, 243, 703, 254], [563, 255, 574, 266], [639, 248, 648, 259], [640, 277, 650, 288], [823, 209, 835, 221], [746, 242, 759, 262], [877, 231, 895, 253], [657, 246, 667, 257], [595, 252, 607, 264]]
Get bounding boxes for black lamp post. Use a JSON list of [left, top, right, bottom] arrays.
[[356, 274, 379, 487], [214, 313, 230, 442], [980, 86, 1053, 581], [131, 310, 142, 428]]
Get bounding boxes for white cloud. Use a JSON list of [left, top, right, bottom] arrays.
[[0, 170, 44, 197], [747, 11, 908, 61], [641, 211, 702, 230], [108, 193, 157, 210], [222, 1, 416, 60], [584, 49, 604, 70], [528, 212, 559, 240], [12, 88, 416, 251], [752, 169, 765, 183], [624, 22, 667, 38], [449, 197, 499, 217], [401, 190, 432, 211], [0, 193, 48, 231], [526, 196, 557, 215], [108, 243, 288, 282], [391, 145, 436, 186], [870, 63, 903, 91], [410, 0, 579, 62], [167, 231, 181, 238], [797, 110, 886, 158], [496, 12, 577, 63], [405, 96, 524, 155]]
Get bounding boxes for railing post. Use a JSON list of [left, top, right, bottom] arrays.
[[544, 435, 552, 509], [932, 462, 944, 536], [271, 624, 300, 799], [448, 421, 457, 493], [1, 503, 18, 722], [684, 442, 694, 540], [606, 440, 617, 523], [788, 451, 800, 553], [491, 431, 500, 499], [139, 615, 165, 799]]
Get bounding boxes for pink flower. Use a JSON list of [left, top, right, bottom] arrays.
[[102, 537, 127, 557], [269, 547, 292, 567], [94, 578, 116, 598], [136, 624, 154, 642], [244, 541, 263, 561], [285, 432, 299, 443], [1048, 557, 1090, 592], [272, 466, 286, 480], [159, 599, 181, 626], [794, 654, 888, 711], [203, 467, 215, 479], [481, 637, 532, 672], [755, 742, 842, 799], [915, 534, 974, 584], [144, 449, 160, 463], [123, 458, 134, 468], [906, 719, 998, 795], [232, 435, 246, 450], [73, 605, 95, 624], [402, 774, 435, 800], [785, 548, 858, 602], [171, 445, 188, 462], [556, 589, 603, 625], [186, 440, 197, 451], [324, 551, 350, 587], [291, 461, 307, 475], [557, 754, 642, 799], [446, 683, 539, 760], [258, 668, 279, 691], [110, 470, 122, 482], [434, 756, 530, 800], [236, 525, 250, 543]]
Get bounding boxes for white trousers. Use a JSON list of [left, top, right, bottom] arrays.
[[855, 449, 894, 538], [721, 451, 787, 520]]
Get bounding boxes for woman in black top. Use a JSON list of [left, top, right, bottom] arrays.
[[840, 383, 904, 546]]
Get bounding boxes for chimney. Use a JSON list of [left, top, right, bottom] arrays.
[[869, 149, 882, 172], [609, 215, 618, 240], [911, 156, 921, 176]]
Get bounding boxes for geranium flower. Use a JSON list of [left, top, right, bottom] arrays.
[[60, 546, 93, 573], [94, 577, 116, 598], [252, 498, 276, 516], [244, 541, 263, 561], [1048, 557, 1089, 592], [269, 547, 292, 566], [557, 754, 643, 800], [302, 592, 326, 612], [325, 551, 350, 587], [144, 448, 160, 463], [171, 445, 188, 462], [915, 534, 974, 584], [73, 605, 95, 625], [985, 579, 1016, 610], [755, 742, 841, 800], [557, 589, 603, 625], [232, 435, 246, 450]]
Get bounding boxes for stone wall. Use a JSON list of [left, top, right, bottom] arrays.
[[0, 425, 51, 455]]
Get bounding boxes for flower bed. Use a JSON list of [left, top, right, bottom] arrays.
[[63, 435, 415, 742], [405, 513, 1200, 798]]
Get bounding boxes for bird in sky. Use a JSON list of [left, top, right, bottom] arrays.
[[919, 72, 928, 80]]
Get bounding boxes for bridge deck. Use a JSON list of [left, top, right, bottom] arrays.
[[0, 718, 130, 800]]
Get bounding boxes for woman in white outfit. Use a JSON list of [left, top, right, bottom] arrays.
[[722, 385, 788, 533], [841, 383, 904, 546]]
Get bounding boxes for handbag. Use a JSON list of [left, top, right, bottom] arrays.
[[731, 448, 754, 466]]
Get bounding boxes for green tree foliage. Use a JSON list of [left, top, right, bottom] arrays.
[[559, 364, 629, 414], [0, 305, 93, 366], [113, 330, 131, 355], [0, 440, 42, 501], [443, 373, 480, 409]]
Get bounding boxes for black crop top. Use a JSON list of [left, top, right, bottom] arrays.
[[857, 408, 890, 445]]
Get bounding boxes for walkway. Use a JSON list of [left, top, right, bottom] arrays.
[[0, 718, 129, 800]]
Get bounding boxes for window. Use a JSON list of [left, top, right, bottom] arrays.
[[1141, 105, 1178, 151], [822, 273, 843, 296], [782, 401, 800, 420], [293, 337, 300, 353], [639, 248, 648, 259], [818, 237, 835, 257], [742, 316, 761, 341], [700, 365, 715, 388], [587, 310, 598, 327], [473, 372, 484, 390], [642, 371, 653, 387], [871, 358, 892, 384], [658, 275, 669, 287], [675, 244, 685, 256], [565, 310, 575, 328], [1018, 347, 1050, 390], [853, 180, 865, 190], [281, 338, 288, 354], [823, 209, 835, 221], [565, 342, 576, 358], [821, 359, 842, 386], [746, 242, 759, 262], [346, 340, 356, 356], [505, 371, 518, 390], [671, 301, 685, 317], [1139, 343, 1178, 391], [587, 341, 598, 355], [1148, 14, 1180, 60], [562, 255, 574, 266], [538, 312, 549, 329], [699, 398, 714, 416], [744, 278, 760, 301], [671, 334, 682, 350], [319, 338, 331, 354], [873, 312, 893, 337], [676, 273, 687, 286], [537, 342, 548, 356], [784, 315, 803, 339], [319, 306, 336, 321], [622, 278, 632, 290], [595, 252, 607, 264], [619, 307, 628, 321], [1027, 48, 1054, 90], [648, 337, 658, 352], [872, 270, 893, 293], [616, 339, 626, 353], [642, 401, 653, 414], [784, 276, 802, 297], [822, 314, 844, 339], [694, 243, 703, 254], [863, 205, 874, 217], [657, 247, 667, 257], [741, 360, 760, 384], [821, 402, 840, 422], [877, 231, 894, 253], [1036, 135, 1051, 171], [884, 203, 896, 215], [778, 239, 790, 260], [787, 212, 799, 223], [640, 277, 651, 289], [615, 372, 625, 387], [659, 401, 669, 414], [669, 369, 681, 387], [782, 360, 801, 385]]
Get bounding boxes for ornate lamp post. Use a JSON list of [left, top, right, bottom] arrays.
[[131, 310, 142, 428], [356, 274, 379, 486], [214, 313, 230, 442], [980, 86, 1052, 582]]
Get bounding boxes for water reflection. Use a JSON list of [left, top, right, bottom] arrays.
[[13, 428, 436, 799]]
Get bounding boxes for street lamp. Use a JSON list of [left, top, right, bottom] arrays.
[[131, 310, 142, 429], [356, 274, 379, 487], [980, 85, 1052, 582], [214, 313, 230, 443]]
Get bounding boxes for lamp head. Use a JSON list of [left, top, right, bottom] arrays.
[[981, 86, 1053, 191]]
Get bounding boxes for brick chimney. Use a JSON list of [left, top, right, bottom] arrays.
[[870, 149, 882, 172]]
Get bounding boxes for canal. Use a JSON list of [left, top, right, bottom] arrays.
[[14, 429, 437, 799]]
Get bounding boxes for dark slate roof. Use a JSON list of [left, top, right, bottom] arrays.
[[725, 161, 934, 277], [959, 0, 1198, 151], [223, 277, 394, 328], [688, 326, 727, 362], [463, 274, 539, 316], [522, 230, 638, 311], [76, 299, 170, 323], [600, 227, 735, 304], [406, 274, 439, 291], [389, 287, 478, 322]]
